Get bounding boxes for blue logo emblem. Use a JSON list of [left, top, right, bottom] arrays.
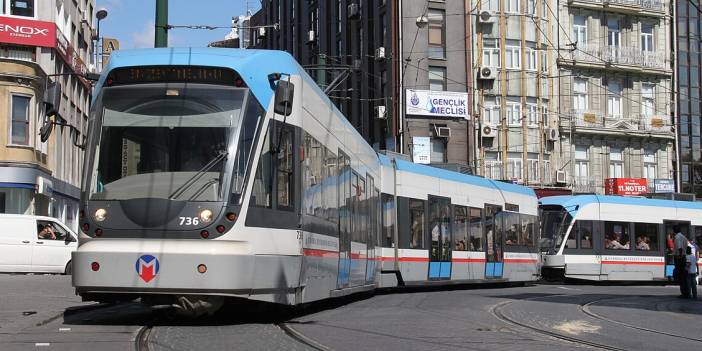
[[410, 91, 420, 106], [426, 98, 436, 114], [135, 254, 159, 283]]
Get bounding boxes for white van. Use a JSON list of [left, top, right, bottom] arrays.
[[0, 214, 77, 274]]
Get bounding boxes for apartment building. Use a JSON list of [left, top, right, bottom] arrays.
[[0, 0, 96, 231], [474, 0, 559, 186], [557, 0, 675, 194]]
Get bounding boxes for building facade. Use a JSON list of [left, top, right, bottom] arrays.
[[557, 0, 675, 194], [473, 0, 558, 186], [0, 0, 96, 231], [675, 0, 702, 197]]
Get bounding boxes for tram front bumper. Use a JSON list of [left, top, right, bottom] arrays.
[[72, 239, 256, 296], [542, 254, 565, 268]]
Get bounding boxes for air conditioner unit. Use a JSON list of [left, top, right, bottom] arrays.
[[436, 126, 451, 138], [375, 105, 387, 119], [482, 124, 498, 138], [478, 10, 496, 24], [307, 30, 315, 43], [556, 170, 567, 184], [348, 3, 360, 20], [375, 47, 386, 60], [258, 27, 267, 37], [547, 128, 559, 141], [478, 66, 497, 80]]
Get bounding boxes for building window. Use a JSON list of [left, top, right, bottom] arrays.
[[506, 0, 520, 14], [526, 0, 535, 15], [482, 39, 500, 67], [609, 147, 623, 178], [483, 103, 500, 125], [643, 149, 656, 179], [505, 42, 521, 70], [428, 66, 447, 91], [10, 0, 34, 17], [574, 146, 589, 181], [641, 23, 654, 52], [430, 138, 446, 163], [641, 83, 655, 116], [607, 81, 623, 119], [573, 78, 588, 111], [543, 157, 552, 183], [607, 18, 620, 47], [485, 153, 501, 179], [527, 156, 539, 182], [506, 153, 523, 180], [506, 102, 521, 126], [10, 94, 31, 146], [427, 9, 445, 59], [573, 15, 587, 44], [481, 0, 499, 11], [526, 103, 538, 126], [526, 47, 537, 71], [542, 105, 549, 126], [541, 50, 548, 73]]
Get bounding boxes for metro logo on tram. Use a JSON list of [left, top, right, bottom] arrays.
[[135, 255, 160, 283]]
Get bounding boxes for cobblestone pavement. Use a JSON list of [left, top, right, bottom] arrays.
[[1, 274, 700, 351]]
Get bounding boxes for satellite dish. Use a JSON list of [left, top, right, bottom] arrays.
[[40, 120, 53, 143]]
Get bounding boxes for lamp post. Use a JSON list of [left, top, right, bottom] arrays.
[[95, 8, 108, 69]]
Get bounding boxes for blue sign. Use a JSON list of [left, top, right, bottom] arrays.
[[654, 179, 674, 193]]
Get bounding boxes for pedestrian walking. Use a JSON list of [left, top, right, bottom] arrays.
[[673, 225, 689, 298], [686, 246, 698, 299]]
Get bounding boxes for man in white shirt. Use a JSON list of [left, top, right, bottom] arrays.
[[685, 246, 698, 299], [673, 225, 689, 297]]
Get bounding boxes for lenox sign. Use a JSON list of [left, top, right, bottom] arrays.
[[0, 16, 55, 48]]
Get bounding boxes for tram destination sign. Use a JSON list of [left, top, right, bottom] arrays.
[[108, 66, 241, 86]]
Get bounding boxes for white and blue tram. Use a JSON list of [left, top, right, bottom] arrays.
[[540, 195, 702, 281], [73, 48, 539, 314]]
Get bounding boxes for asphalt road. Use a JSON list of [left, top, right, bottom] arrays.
[[0, 274, 700, 351]]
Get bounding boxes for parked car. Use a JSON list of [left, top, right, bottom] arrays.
[[0, 214, 77, 274]]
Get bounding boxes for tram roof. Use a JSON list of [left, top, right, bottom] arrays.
[[93, 48, 301, 107], [539, 194, 702, 211], [391, 158, 536, 197]]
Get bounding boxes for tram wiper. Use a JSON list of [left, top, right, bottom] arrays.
[[169, 151, 229, 200]]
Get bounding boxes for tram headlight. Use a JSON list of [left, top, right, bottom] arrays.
[[198, 209, 213, 224], [94, 208, 107, 222]]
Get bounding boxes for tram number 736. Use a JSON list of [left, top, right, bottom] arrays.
[[179, 217, 200, 226]]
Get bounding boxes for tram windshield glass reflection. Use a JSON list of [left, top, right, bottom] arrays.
[[88, 84, 249, 201], [540, 206, 572, 253]]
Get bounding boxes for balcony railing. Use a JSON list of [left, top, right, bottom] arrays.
[[568, 109, 604, 128], [573, 176, 597, 194], [567, 44, 667, 70], [569, 0, 665, 12], [639, 114, 672, 133]]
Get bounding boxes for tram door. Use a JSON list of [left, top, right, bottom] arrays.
[[348, 174, 368, 287], [337, 152, 351, 289], [662, 221, 691, 278], [484, 205, 503, 279], [428, 196, 452, 280]]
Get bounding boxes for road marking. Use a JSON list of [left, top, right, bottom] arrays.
[[553, 320, 601, 335], [35, 343, 51, 347], [58, 327, 71, 332], [556, 286, 581, 291]]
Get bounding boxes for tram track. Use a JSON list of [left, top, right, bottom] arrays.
[[580, 296, 702, 343], [277, 322, 334, 351], [134, 325, 153, 351]]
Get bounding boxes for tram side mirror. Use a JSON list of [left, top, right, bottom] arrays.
[[273, 80, 294, 116], [85, 72, 101, 81]]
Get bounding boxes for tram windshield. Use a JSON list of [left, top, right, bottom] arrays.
[[540, 206, 572, 253], [87, 83, 253, 202]]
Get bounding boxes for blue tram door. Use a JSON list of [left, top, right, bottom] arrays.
[[428, 196, 452, 280], [484, 205, 503, 279]]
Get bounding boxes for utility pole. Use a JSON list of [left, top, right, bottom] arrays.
[[155, 0, 168, 48]]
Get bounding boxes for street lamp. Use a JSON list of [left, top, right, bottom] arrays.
[[95, 8, 108, 69]]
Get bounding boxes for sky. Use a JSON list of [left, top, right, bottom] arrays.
[[96, 0, 261, 49]]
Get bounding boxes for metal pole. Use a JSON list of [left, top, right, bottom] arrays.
[[155, 0, 168, 48]]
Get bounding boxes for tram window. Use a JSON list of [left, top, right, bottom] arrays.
[[358, 177, 367, 244], [695, 227, 702, 251], [409, 199, 425, 249], [469, 208, 482, 251], [303, 133, 324, 217], [604, 221, 631, 250], [251, 126, 272, 207], [520, 215, 537, 246], [573, 221, 593, 249], [375, 188, 381, 246], [232, 96, 265, 201], [504, 212, 521, 246], [324, 150, 338, 224], [381, 194, 395, 247], [634, 223, 658, 251], [454, 206, 468, 251], [276, 126, 294, 209]]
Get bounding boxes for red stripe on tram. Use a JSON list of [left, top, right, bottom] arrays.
[[302, 248, 340, 258], [452, 258, 487, 263]]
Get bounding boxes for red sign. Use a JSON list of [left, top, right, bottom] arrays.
[[604, 178, 648, 196], [0, 16, 56, 48], [55, 27, 89, 88]]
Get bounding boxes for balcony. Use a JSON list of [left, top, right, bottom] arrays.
[[639, 114, 674, 136], [568, 0, 665, 16], [572, 176, 597, 194], [563, 44, 668, 72]]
